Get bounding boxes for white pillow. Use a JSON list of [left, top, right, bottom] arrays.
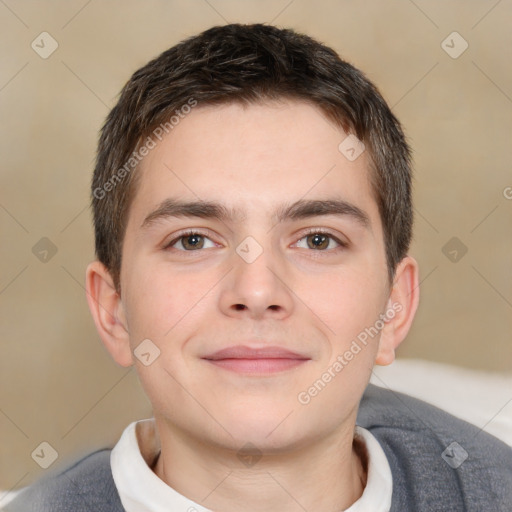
[[370, 358, 512, 446]]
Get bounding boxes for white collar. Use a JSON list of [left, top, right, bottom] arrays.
[[111, 419, 392, 512]]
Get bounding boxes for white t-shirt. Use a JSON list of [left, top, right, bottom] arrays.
[[111, 419, 392, 511]]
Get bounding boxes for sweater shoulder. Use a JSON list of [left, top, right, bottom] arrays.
[[4, 449, 123, 512], [358, 384, 512, 511]]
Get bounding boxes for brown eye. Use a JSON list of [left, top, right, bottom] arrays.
[[307, 233, 330, 250], [181, 234, 205, 250], [294, 231, 346, 252], [166, 232, 216, 251]]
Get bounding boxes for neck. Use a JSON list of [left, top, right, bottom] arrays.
[[151, 422, 367, 512]]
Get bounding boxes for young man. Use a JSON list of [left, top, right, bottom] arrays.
[[7, 23, 512, 512]]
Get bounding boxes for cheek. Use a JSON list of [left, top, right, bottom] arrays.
[[122, 261, 205, 344], [304, 267, 386, 343], [300, 267, 387, 395], [292, 271, 385, 425], [121, 265, 205, 408]]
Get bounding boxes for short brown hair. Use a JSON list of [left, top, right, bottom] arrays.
[[92, 23, 413, 291]]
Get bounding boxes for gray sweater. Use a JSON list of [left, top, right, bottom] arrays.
[[5, 384, 512, 511]]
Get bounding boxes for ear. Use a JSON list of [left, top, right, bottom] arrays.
[[375, 255, 420, 366], [85, 261, 133, 367]]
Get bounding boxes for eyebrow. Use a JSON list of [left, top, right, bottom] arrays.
[[141, 198, 371, 230]]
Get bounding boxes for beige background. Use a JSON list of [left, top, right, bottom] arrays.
[[1, 0, 511, 495]]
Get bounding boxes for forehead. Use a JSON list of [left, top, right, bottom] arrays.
[[128, 99, 380, 229]]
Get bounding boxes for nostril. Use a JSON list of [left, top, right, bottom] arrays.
[[234, 304, 246, 311]]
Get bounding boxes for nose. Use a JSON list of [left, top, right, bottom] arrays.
[[218, 240, 295, 320]]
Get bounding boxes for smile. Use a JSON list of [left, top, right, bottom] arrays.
[[206, 358, 308, 374], [202, 345, 310, 375]]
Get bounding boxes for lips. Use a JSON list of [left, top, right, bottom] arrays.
[[202, 345, 310, 375], [205, 345, 308, 360]]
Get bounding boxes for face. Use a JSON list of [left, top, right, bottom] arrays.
[[118, 100, 394, 452]]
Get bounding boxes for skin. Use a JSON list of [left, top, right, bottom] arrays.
[[86, 99, 419, 512]]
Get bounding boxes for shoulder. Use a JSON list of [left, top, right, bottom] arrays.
[[4, 449, 124, 512], [358, 384, 512, 511]]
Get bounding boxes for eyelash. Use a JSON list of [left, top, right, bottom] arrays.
[[164, 228, 348, 253]]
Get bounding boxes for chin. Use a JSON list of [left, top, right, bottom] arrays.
[[211, 405, 318, 452]]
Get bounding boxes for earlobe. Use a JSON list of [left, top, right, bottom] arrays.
[[85, 261, 133, 367], [375, 256, 420, 366]]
